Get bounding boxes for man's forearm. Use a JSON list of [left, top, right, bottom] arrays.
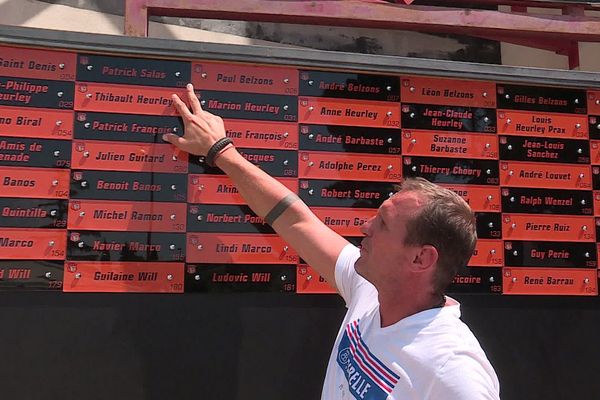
[[214, 146, 301, 219], [213, 145, 348, 287], [164, 85, 348, 287]]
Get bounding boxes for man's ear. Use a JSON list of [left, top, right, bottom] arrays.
[[411, 245, 439, 272]]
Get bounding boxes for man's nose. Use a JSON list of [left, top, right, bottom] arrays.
[[360, 216, 373, 235]]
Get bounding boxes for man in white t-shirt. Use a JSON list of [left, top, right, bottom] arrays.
[[164, 84, 500, 400]]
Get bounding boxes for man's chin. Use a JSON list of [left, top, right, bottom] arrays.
[[354, 257, 367, 278]]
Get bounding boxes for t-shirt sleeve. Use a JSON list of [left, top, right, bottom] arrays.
[[428, 352, 500, 400], [334, 243, 370, 305]]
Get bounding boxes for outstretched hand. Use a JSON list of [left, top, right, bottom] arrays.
[[163, 83, 226, 156]]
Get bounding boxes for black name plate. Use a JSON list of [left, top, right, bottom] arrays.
[[401, 104, 496, 133], [197, 90, 297, 122], [74, 112, 183, 143], [185, 264, 296, 292], [70, 170, 188, 202], [77, 54, 190, 87], [501, 187, 593, 215], [0, 260, 63, 290], [504, 240, 596, 268], [476, 212, 502, 239], [188, 204, 274, 234], [0, 136, 70, 168], [190, 148, 297, 177], [298, 124, 401, 154], [403, 156, 499, 185], [298, 70, 400, 101], [591, 116, 600, 140], [0, 76, 74, 109], [499, 136, 589, 164], [0, 198, 67, 228], [497, 84, 586, 114], [299, 179, 396, 208], [593, 167, 600, 190], [447, 266, 502, 294], [67, 231, 186, 262]]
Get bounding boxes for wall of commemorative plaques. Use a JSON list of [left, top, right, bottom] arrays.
[[1, 34, 599, 297]]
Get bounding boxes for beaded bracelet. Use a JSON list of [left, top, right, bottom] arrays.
[[205, 137, 233, 167]]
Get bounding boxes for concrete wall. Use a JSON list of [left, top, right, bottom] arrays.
[[0, 0, 500, 64]]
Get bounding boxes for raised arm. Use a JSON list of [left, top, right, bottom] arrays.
[[163, 84, 349, 290]]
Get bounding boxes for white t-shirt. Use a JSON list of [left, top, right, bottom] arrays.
[[321, 244, 500, 400]]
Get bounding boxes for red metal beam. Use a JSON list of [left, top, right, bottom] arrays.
[[125, 0, 149, 37], [562, 4, 585, 69], [566, 41, 580, 70], [452, 0, 599, 10]]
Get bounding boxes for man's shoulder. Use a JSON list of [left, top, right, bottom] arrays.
[[425, 309, 500, 398], [335, 244, 377, 305], [429, 351, 500, 399], [395, 306, 482, 364], [424, 307, 484, 354]]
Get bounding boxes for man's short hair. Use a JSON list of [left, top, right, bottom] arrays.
[[398, 177, 477, 294]]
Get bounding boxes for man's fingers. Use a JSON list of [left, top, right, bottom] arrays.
[[161, 133, 181, 145], [186, 83, 203, 114], [172, 92, 211, 133], [162, 133, 191, 149], [171, 93, 194, 120]]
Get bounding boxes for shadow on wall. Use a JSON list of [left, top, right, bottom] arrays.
[[0, 0, 53, 27], [0, 0, 194, 42], [0, 0, 123, 36], [39, 0, 125, 15]]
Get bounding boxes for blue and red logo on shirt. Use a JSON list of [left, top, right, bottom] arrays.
[[337, 320, 400, 399]]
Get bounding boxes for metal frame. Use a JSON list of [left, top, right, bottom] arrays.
[[0, 24, 599, 89], [123, 0, 600, 70]]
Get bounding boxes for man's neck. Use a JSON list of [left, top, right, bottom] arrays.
[[378, 291, 445, 328]]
